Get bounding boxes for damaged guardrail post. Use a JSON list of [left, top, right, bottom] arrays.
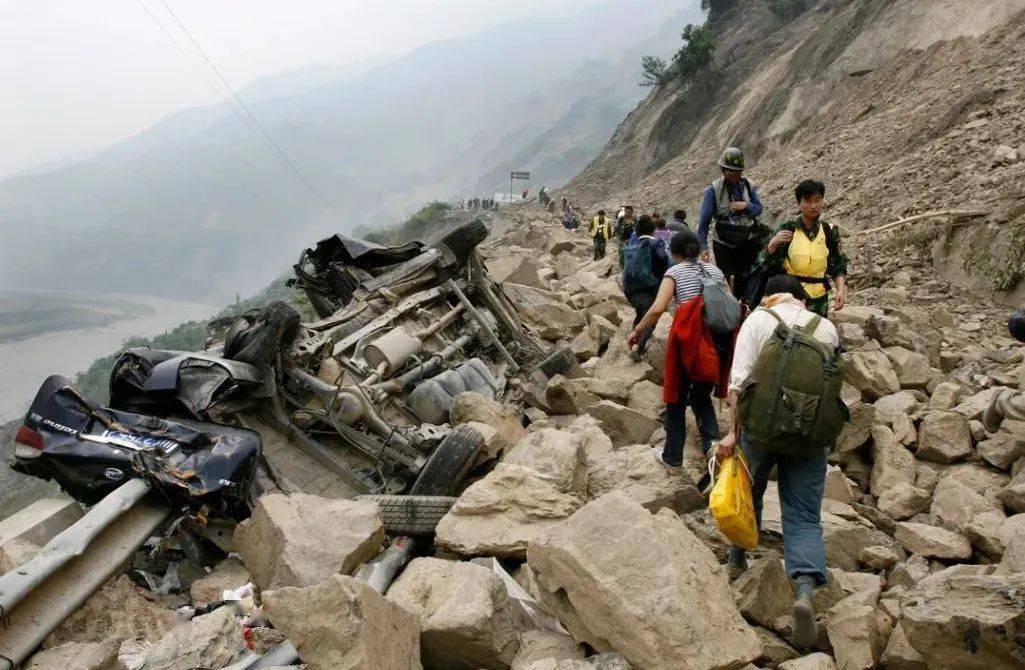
[[0, 479, 172, 669]]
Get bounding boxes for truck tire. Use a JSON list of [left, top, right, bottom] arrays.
[[409, 424, 484, 496], [436, 218, 488, 263], [354, 495, 457, 535], [535, 344, 577, 378], [224, 301, 300, 366]]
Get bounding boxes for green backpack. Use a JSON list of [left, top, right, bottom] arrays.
[[738, 308, 849, 455]]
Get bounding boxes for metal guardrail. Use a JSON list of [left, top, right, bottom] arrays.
[[0, 480, 172, 669]]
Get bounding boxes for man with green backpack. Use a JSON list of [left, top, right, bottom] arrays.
[[715, 274, 847, 650]]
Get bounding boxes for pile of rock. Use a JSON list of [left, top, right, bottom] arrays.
[[12, 204, 1025, 669]]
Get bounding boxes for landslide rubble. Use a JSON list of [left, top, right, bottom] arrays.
[[5, 199, 1025, 668]]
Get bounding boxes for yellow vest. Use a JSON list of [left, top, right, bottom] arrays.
[[784, 225, 829, 299]]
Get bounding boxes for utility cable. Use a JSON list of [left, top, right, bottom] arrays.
[[134, 0, 334, 209], [157, 0, 335, 209]]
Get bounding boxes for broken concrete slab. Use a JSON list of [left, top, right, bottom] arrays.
[[233, 493, 384, 590], [527, 492, 760, 670], [387, 557, 523, 669], [264, 574, 422, 670]]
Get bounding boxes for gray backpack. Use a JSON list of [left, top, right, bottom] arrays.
[[699, 265, 742, 334]]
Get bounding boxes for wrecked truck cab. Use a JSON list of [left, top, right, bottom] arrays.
[[13, 375, 260, 519], [271, 219, 557, 495]]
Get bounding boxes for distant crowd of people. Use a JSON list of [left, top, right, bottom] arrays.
[[459, 197, 498, 212]]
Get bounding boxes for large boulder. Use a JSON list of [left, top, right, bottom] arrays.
[[587, 401, 660, 448], [233, 493, 384, 590], [189, 557, 251, 605], [264, 575, 422, 670], [527, 493, 760, 670], [387, 558, 523, 669], [23, 638, 122, 670], [826, 594, 893, 670], [778, 653, 838, 669], [916, 412, 973, 464], [883, 347, 937, 390], [511, 631, 586, 670], [879, 623, 927, 670], [977, 419, 1025, 471], [869, 425, 916, 497], [451, 393, 526, 461], [732, 552, 793, 629], [996, 514, 1025, 574], [843, 351, 900, 400], [546, 376, 601, 415], [899, 572, 1025, 670], [836, 402, 875, 454], [44, 575, 175, 647], [998, 468, 1025, 512], [436, 430, 587, 558], [488, 256, 543, 288], [521, 302, 588, 341], [893, 522, 971, 560], [585, 445, 703, 514], [134, 606, 246, 670], [930, 476, 1002, 533], [877, 483, 931, 520]]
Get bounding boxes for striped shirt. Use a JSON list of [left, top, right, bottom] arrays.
[[665, 260, 725, 305]]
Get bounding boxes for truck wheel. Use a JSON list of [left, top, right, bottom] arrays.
[[535, 344, 577, 378], [436, 218, 488, 263], [409, 424, 484, 496], [354, 495, 457, 535]]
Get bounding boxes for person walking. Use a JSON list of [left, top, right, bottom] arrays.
[[629, 229, 730, 467], [716, 274, 844, 649], [760, 179, 848, 316], [698, 148, 768, 301], [621, 215, 669, 360], [668, 209, 688, 234], [589, 209, 613, 260], [614, 205, 636, 269]]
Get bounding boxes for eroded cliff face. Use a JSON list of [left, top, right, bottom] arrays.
[[567, 0, 1025, 300]]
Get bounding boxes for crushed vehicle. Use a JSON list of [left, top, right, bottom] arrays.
[[277, 218, 569, 495], [13, 374, 260, 519], [12, 216, 571, 510]]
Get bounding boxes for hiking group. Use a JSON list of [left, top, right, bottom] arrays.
[[618, 147, 850, 650]]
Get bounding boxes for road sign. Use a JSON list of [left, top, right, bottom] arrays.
[[510, 171, 531, 180]]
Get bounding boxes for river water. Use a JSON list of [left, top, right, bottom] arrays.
[[0, 292, 213, 422]]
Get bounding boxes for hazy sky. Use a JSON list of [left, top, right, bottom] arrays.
[[1, 0, 604, 179]]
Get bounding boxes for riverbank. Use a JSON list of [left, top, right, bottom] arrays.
[[0, 290, 213, 422]]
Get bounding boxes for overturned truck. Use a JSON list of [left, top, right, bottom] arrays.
[[15, 217, 565, 506]]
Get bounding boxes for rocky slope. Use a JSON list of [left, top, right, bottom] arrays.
[[13, 204, 1025, 669], [567, 0, 1025, 303]]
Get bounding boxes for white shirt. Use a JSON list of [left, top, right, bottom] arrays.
[[728, 298, 839, 393]]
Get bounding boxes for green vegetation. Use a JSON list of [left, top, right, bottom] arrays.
[[361, 201, 453, 245], [961, 223, 1025, 292], [639, 22, 718, 89], [701, 0, 739, 20], [73, 275, 311, 402]]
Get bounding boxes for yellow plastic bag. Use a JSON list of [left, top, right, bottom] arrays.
[[708, 450, 759, 550]]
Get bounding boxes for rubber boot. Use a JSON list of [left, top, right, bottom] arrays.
[[792, 575, 818, 649], [726, 547, 748, 582]]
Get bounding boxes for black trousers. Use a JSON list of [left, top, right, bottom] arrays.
[[627, 289, 657, 354], [713, 240, 760, 302]]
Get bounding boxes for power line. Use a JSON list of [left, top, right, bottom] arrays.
[[157, 0, 335, 210], [134, 0, 334, 210]]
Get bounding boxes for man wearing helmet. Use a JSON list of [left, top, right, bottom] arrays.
[[697, 147, 768, 302]]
